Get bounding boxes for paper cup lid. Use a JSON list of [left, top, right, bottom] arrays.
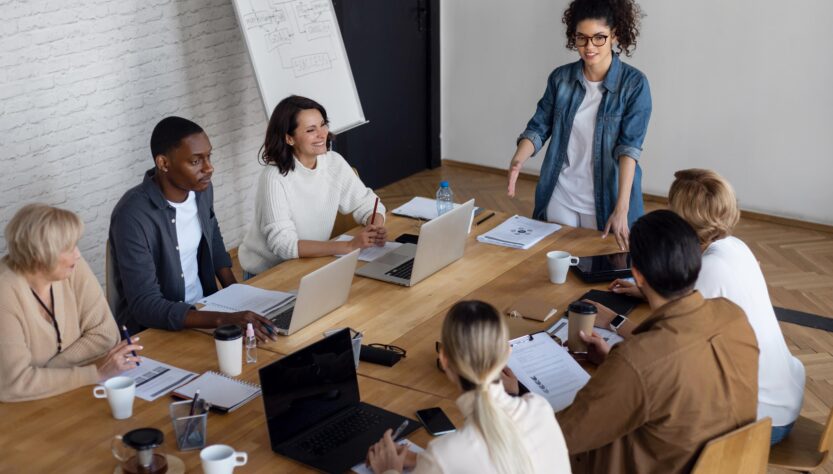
[[214, 325, 242, 341], [568, 301, 597, 315]]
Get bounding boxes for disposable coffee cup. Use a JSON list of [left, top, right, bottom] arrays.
[[547, 251, 580, 284], [567, 301, 597, 353], [200, 444, 247, 474], [214, 325, 243, 377], [93, 375, 136, 420]]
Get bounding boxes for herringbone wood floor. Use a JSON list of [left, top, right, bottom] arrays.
[[378, 162, 833, 473], [230, 162, 833, 472]]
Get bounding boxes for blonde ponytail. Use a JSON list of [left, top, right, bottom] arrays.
[[442, 301, 535, 474]]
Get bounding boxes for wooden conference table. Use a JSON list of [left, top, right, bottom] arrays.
[[0, 210, 650, 472]]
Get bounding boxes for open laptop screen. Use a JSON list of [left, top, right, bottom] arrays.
[[259, 329, 359, 445]]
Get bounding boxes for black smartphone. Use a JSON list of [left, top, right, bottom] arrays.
[[395, 233, 419, 245], [416, 407, 456, 436]]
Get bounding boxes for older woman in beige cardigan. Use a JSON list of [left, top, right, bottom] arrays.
[[0, 204, 142, 402]]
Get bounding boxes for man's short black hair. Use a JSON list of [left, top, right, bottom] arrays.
[[149, 116, 204, 160], [629, 210, 702, 299]]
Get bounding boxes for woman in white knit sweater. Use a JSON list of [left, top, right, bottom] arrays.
[[239, 96, 387, 276]]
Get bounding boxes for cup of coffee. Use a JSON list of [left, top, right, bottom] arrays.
[[200, 444, 247, 474], [567, 301, 597, 353], [546, 251, 580, 284], [93, 375, 136, 419], [214, 325, 243, 376]]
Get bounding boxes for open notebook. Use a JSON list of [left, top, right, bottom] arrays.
[[173, 371, 261, 413]]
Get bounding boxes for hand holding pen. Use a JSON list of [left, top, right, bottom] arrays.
[[95, 334, 143, 381]]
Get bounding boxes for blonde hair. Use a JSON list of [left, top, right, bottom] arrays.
[[668, 169, 740, 246], [3, 203, 83, 274], [441, 301, 534, 474]]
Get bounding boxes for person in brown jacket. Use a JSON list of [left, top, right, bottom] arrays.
[[556, 210, 759, 473]]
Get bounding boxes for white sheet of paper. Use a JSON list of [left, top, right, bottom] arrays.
[[197, 284, 295, 316], [507, 333, 590, 412], [333, 235, 402, 262], [352, 439, 424, 474], [120, 357, 198, 401], [476, 215, 561, 250], [392, 196, 461, 220], [546, 317, 624, 347]]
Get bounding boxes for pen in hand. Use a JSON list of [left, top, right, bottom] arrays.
[[121, 325, 140, 366], [391, 419, 409, 441]]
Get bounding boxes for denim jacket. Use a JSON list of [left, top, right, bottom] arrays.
[[519, 54, 652, 230], [108, 168, 232, 334]]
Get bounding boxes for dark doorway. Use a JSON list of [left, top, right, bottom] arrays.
[[332, 0, 440, 189]]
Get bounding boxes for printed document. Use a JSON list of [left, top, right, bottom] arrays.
[[477, 215, 561, 250], [197, 284, 295, 316], [121, 357, 198, 401], [352, 439, 424, 474], [334, 235, 402, 262], [507, 333, 590, 412], [546, 317, 624, 347]]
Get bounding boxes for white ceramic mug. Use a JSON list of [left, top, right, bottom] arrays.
[[93, 376, 135, 420], [546, 251, 580, 284], [200, 444, 248, 474]]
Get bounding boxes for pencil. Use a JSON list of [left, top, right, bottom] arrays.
[[370, 197, 380, 225]]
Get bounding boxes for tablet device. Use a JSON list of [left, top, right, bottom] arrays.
[[571, 252, 632, 283]]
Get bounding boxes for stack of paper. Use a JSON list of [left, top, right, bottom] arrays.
[[476, 215, 561, 250], [121, 358, 198, 401], [391, 197, 462, 220], [197, 284, 295, 317], [507, 333, 590, 412], [333, 235, 402, 262]]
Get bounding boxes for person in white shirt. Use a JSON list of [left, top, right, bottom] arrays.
[[239, 95, 387, 276], [601, 168, 805, 445], [366, 300, 571, 474]]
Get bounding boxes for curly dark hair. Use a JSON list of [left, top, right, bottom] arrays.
[[562, 0, 644, 57], [260, 95, 334, 175]]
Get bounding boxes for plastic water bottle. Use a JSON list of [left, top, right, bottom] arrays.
[[436, 181, 454, 216]]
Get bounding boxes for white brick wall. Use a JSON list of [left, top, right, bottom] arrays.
[[0, 0, 270, 282]]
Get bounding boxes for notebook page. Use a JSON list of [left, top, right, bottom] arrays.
[[174, 372, 261, 411], [197, 284, 295, 315], [507, 333, 590, 412]]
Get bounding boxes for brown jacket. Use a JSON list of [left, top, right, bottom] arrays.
[[557, 291, 759, 473]]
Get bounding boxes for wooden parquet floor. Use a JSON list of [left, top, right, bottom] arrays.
[[376, 162, 833, 473], [230, 162, 833, 472]]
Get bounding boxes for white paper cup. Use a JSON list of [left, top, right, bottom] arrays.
[[93, 376, 135, 419], [214, 325, 243, 376], [546, 250, 580, 284], [200, 444, 247, 474]]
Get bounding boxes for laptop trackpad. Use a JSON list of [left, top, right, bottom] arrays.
[[375, 252, 409, 266]]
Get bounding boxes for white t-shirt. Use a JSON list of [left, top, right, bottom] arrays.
[[548, 76, 604, 216], [167, 191, 204, 304], [696, 236, 805, 427]]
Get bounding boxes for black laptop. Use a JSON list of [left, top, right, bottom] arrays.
[[571, 252, 633, 283], [259, 329, 419, 473]]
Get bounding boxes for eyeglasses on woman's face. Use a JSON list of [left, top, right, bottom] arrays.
[[575, 34, 609, 47]]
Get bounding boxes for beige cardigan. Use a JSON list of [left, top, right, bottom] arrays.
[[0, 257, 120, 402]]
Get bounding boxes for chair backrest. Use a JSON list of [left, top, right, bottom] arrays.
[[104, 239, 118, 316], [692, 417, 772, 474], [329, 167, 361, 239], [818, 406, 833, 454]]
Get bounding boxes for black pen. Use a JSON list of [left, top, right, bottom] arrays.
[[476, 212, 496, 226], [121, 325, 140, 366]]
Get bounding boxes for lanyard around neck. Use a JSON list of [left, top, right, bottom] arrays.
[[31, 286, 62, 354]]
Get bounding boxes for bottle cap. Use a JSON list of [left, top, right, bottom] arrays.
[[440, 180, 449, 188], [246, 323, 255, 338]]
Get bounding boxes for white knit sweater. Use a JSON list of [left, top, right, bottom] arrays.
[[239, 151, 385, 274]]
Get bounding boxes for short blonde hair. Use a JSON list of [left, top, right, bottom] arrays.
[[3, 204, 84, 274], [668, 169, 740, 245]]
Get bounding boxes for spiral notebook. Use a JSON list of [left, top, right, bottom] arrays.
[[173, 371, 261, 413]]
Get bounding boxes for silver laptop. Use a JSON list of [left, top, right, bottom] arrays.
[[270, 249, 360, 335], [356, 199, 475, 286]]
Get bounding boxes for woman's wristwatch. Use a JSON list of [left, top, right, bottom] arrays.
[[609, 314, 628, 333]]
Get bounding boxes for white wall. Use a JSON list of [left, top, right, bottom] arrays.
[[0, 0, 268, 281], [442, 0, 833, 225]]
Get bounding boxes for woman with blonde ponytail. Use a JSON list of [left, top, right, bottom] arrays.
[[366, 301, 571, 474]]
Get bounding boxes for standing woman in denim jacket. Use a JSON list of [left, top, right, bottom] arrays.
[[507, 0, 651, 250]]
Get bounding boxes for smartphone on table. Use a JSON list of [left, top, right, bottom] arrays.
[[416, 407, 456, 436]]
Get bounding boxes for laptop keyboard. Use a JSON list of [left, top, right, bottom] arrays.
[[292, 406, 382, 456], [270, 306, 294, 330], [385, 259, 414, 280]]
